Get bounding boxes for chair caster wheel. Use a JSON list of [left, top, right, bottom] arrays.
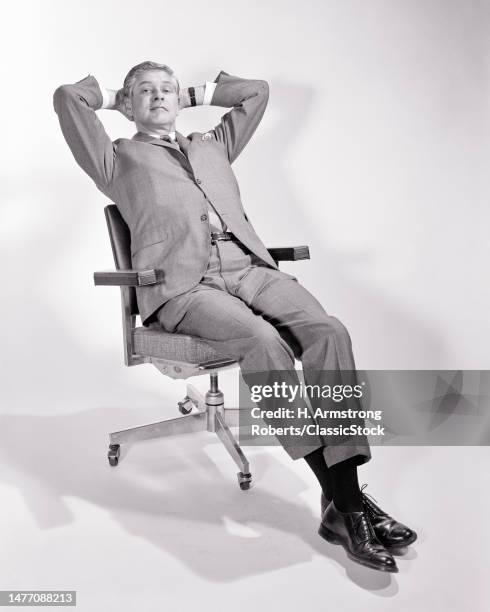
[[178, 396, 193, 415], [237, 472, 252, 490], [108, 444, 120, 466]]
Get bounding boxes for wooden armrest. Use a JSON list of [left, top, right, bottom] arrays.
[[93, 269, 162, 287], [267, 246, 310, 262]]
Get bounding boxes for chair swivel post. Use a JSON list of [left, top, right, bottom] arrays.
[[205, 372, 224, 433]]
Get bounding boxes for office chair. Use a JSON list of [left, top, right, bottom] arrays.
[[94, 204, 310, 489]]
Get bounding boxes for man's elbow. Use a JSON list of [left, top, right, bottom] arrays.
[[53, 84, 71, 114], [251, 80, 269, 111], [256, 80, 269, 100]]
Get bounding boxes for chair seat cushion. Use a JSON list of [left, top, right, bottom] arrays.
[[132, 324, 229, 364]]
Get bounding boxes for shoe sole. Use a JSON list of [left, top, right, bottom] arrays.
[[318, 524, 399, 573]]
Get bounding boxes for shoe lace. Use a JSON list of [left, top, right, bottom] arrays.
[[352, 511, 376, 542], [360, 483, 388, 517]]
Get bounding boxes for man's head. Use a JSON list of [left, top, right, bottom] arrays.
[[122, 61, 180, 133]]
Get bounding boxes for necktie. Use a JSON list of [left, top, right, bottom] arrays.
[[161, 134, 179, 149]]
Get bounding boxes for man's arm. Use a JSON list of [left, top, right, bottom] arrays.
[[181, 71, 269, 164], [210, 71, 269, 164], [53, 75, 116, 192]]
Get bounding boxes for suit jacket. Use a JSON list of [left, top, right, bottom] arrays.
[[53, 70, 279, 325]]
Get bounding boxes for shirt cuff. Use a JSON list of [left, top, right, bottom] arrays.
[[99, 84, 111, 109], [203, 81, 217, 105]]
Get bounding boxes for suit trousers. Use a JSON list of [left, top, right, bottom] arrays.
[[156, 239, 372, 468]]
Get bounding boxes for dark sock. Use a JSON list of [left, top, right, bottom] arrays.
[[304, 448, 363, 513], [304, 446, 334, 500], [329, 456, 363, 513]]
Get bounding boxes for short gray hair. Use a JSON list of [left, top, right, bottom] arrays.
[[123, 61, 180, 99]]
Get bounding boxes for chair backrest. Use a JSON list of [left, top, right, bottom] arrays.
[[104, 204, 139, 316]]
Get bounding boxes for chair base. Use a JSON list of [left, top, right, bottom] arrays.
[[106, 373, 252, 490]]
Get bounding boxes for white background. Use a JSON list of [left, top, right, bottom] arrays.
[[1, 1, 489, 610]]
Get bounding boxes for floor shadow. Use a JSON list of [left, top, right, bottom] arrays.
[[0, 407, 406, 592]]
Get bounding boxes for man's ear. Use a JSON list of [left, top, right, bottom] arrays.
[[124, 98, 134, 121]]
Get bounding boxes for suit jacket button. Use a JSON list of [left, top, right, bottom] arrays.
[[200, 214, 208, 222], [195, 178, 202, 185]]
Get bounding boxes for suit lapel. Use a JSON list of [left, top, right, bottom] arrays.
[[132, 130, 198, 175], [175, 131, 191, 157]]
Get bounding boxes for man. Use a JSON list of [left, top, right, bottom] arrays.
[[54, 61, 416, 573]]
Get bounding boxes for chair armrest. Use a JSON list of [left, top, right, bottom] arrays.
[[267, 246, 310, 262], [93, 269, 162, 287]]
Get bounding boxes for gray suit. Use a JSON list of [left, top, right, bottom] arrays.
[[53, 71, 278, 325], [54, 70, 371, 467]]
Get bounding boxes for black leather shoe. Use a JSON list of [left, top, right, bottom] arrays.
[[360, 484, 417, 548], [320, 484, 417, 549], [319, 500, 398, 572]]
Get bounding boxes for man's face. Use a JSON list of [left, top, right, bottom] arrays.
[[129, 69, 180, 131]]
